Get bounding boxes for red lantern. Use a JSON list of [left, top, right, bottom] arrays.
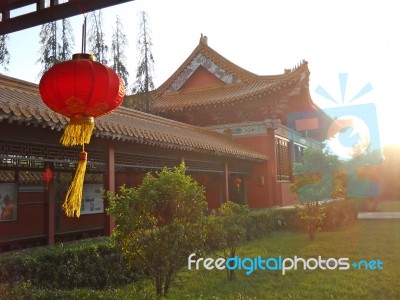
[[43, 164, 53, 190], [39, 53, 125, 218], [39, 53, 125, 146], [234, 177, 243, 193]]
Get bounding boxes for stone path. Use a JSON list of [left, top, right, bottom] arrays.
[[358, 212, 400, 219]]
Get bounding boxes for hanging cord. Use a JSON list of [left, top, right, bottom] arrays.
[[81, 14, 87, 53]]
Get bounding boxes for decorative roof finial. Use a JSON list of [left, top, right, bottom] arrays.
[[200, 33, 208, 45]]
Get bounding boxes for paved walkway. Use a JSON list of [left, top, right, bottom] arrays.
[[358, 212, 400, 219]]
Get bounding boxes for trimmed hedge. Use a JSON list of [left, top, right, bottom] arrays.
[[0, 237, 140, 290], [236, 199, 357, 243], [0, 280, 156, 300]]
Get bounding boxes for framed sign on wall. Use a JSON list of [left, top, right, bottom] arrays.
[[0, 183, 18, 222], [80, 184, 104, 215]]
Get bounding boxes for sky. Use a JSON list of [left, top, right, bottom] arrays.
[[4, 0, 400, 146]]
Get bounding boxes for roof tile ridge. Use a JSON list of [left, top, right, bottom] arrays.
[[201, 43, 259, 82], [0, 74, 39, 94], [256, 59, 309, 81], [99, 108, 266, 158]]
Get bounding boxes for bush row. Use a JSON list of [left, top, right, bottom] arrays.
[[0, 237, 140, 290], [241, 199, 357, 240]]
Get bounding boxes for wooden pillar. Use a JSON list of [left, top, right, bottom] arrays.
[[224, 161, 229, 203], [43, 164, 55, 245], [267, 128, 277, 206], [104, 145, 115, 236]]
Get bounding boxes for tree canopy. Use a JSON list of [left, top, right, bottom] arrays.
[[0, 34, 10, 73], [110, 15, 129, 88], [37, 19, 74, 77], [106, 164, 207, 296], [129, 11, 155, 112]]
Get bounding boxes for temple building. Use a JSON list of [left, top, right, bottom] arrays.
[[0, 35, 325, 251], [148, 35, 324, 207]]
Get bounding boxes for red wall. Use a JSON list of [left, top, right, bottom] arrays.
[[57, 212, 103, 232], [0, 192, 45, 240], [232, 128, 298, 208], [192, 173, 224, 209], [280, 182, 299, 207], [179, 66, 225, 90], [233, 129, 278, 208]]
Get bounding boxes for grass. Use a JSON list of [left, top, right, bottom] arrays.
[[5, 219, 400, 299], [166, 219, 400, 299]]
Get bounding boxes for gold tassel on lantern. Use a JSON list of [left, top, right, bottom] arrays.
[[60, 116, 95, 146], [62, 151, 87, 218]]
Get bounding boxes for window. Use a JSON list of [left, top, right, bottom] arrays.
[[275, 137, 291, 181], [293, 143, 306, 164]]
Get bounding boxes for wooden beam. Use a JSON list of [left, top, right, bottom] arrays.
[[0, 0, 135, 35]]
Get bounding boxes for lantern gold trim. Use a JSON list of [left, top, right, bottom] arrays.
[[62, 151, 87, 218], [60, 116, 95, 146]]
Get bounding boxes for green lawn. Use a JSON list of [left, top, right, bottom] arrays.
[[7, 219, 400, 299], [165, 219, 400, 299]]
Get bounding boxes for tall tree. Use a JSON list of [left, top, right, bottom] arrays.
[[88, 10, 108, 64], [37, 19, 74, 77], [130, 11, 155, 112], [110, 15, 129, 88], [37, 22, 58, 77], [0, 34, 10, 73], [58, 18, 74, 61]]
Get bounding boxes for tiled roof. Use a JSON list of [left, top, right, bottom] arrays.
[[151, 36, 310, 113], [154, 71, 306, 112], [0, 75, 266, 161]]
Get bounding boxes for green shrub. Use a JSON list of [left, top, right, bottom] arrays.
[[106, 164, 208, 297], [243, 210, 273, 240], [0, 279, 157, 300], [321, 200, 358, 230], [0, 237, 139, 290], [206, 202, 250, 281]]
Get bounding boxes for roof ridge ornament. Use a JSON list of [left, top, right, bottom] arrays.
[[199, 33, 208, 45], [285, 59, 308, 73]]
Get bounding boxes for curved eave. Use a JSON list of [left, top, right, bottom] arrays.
[[153, 63, 310, 114], [94, 129, 267, 162]]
